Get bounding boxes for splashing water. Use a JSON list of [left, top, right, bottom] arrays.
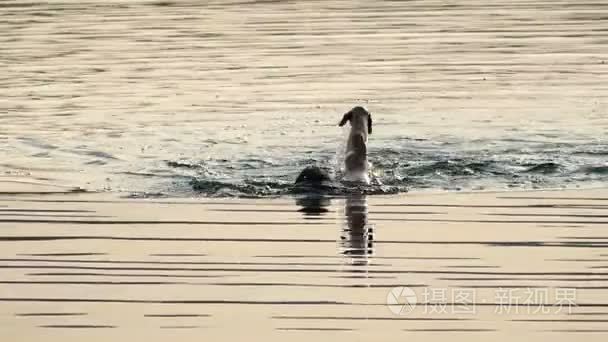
[[174, 137, 608, 197]]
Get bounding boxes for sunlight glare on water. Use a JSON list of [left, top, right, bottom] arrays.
[[1, 0, 607, 196]]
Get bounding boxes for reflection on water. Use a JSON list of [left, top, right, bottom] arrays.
[[340, 195, 374, 264], [294, 193, 374, 265], [295, 194, 331, 216], [2, 186, 608, 337]]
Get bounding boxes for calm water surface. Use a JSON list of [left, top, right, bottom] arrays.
[[2, 0, 607, 196]]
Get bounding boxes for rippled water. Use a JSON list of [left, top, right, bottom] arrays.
[[2, 189, 608, 339], [2, 0, 607, 197]]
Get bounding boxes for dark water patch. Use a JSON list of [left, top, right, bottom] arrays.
[[372, 217, 608, 226], [277, 327, 356, 331], [443, 265, 500, 269], [31, 152, 51, 158], [372, 210, 453, 215], [569, 312, 608, 315], [87, 151, 118, 160], [0, 219, 325, 225], [0, 2, 44, 8], [0, 298, 353, 305], [254, 254, 481, 261], [0, 281, 187, 285], [148, 0, 176, 6], [525, 162, 563, 174], [404, 329, 495, 332], [18, 253, 106, 257], [378, 256, 480, 260], [29, 272, 225, 278], [4, 236, 608, 249], [540, 224, 585, 228], [490, 213, 608, 218], [122, 192, 168, 199], [39, 325, 116, 329], [149, 253, 207, 257], [210, 208, 336, 213], [544, 330, 608, 333], [17, 137, 59, 151], [255, 255, 480, 260], [145, 314, 210, 317], [0, 209, 95, 213], [331, 275, 397, 279], [0, 258, 390, 267], [441, 277, 608, 281], [67, 148, 119, 160], [499, 196, 608, 201], [0, 189, 89, 196], [582, 166, 608, 175], [16, 312, 87, 317], [0, 213, 109, 218], [376, 203, 592, 208], [166, 161, 202, 169], [84, 160, 107, 166], [200, 282, 420, 289], [0, 236, 336, 243], [7, 263, 608, 276]]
